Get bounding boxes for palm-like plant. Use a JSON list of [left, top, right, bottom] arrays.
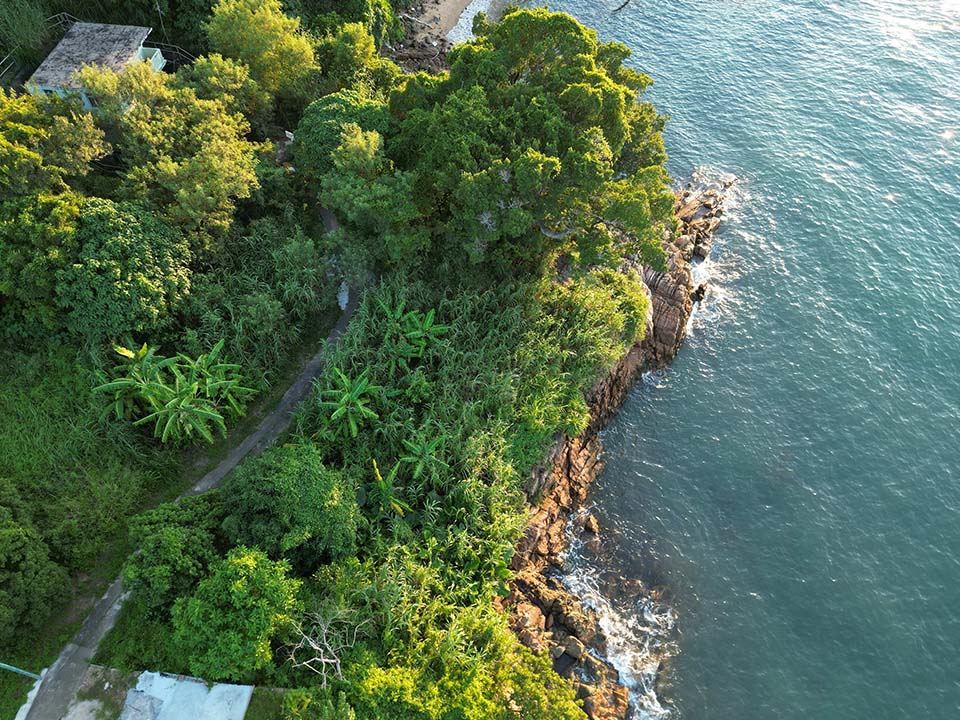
[[369, 458, 411, 520], [134, 380, 226, 445], [399, 429, 450, 483], [402, 307, 449, 359], [95, 339, 253, 445], [316, 368, 381, 439], [95, 342, 174, 421], [377, 299, 449, 376], [175, 339, 252, 421]]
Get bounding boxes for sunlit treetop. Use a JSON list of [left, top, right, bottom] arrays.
[[378, 7, 674, 276]]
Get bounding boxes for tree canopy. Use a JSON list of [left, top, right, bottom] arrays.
[[206, 0, 317, 99], [0, 89, 107, 196], [77, 61, 262, 246], [0, 509, 69, 647], [172, 547, 301, 680], [296, 7, 675, 281], [221, 443, 360, 572], [57, 199, 192, 343]]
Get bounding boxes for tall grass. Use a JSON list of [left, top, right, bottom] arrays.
[[0, 0, 50, 65]]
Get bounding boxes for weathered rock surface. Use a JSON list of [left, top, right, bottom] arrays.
[[506, 182, 730, 719]]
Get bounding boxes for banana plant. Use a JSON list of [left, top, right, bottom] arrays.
[[369, 458, 411, 521], [94, 342, 176, 421], [401, 307, 449, 359], [175, 338, 253, 421], [94, 339, 252, 446], [317, 368, 381, 439], [399, 429, 450, 483], [134, 382, 226, 445], [377, 299, 449, 376]]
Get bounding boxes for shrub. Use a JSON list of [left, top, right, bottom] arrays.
[[56, 199, 192, 344], [124, 494, 224, 612], [221, 443, 359, 573], [0, 513, 69, 647], [172, 547, 301, 681]]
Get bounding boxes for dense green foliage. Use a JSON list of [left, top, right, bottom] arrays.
[[0, 506, 69, 646], [0, 350, 162, 573], [0, 0, 342, 699], [293, 89, 392, 179], [207, 0, 316, 100], [2, 3, 674, 717], [96, 340, 253, 445], [77, 61, 262, 246], [0, 193, 190, 342], [123, 494, 223, 612], [172, 546, 301, 680], [221, 443, 360, 571], [59, 199, 192, 342], [0, 90, 106, 196], [296, 7, 673, 279]]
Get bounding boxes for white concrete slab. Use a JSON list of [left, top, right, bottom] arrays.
[[156, 679, 208, 720], [116, 671, 253, 720]]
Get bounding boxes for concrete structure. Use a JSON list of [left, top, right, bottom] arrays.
[[118, 671, 254, 720], [26, 22, 165, 110]]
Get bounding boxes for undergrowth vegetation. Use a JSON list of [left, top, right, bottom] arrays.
[[2, 2, 673, 717]]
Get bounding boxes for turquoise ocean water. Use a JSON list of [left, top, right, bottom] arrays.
[[530, 1, 960, 718]]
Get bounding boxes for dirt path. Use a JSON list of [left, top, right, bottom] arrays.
[[24, 270, 357, 720]]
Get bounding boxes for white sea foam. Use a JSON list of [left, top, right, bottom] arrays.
[[447, 0, 491, 44], [560, 540, 677, 719], [641, 369, 669, 389], [684, 167, 747, 336]]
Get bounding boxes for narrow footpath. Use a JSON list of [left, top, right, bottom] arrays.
[[24, 212, 356, 720]]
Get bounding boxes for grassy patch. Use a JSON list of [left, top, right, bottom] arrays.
[[244, 687, 285, 720], [75, 666, 137, 720]]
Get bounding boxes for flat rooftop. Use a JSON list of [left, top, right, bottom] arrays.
[[28, 22, 152, 89]]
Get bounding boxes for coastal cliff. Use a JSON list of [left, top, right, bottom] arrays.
[[505, 181, 730, 719]]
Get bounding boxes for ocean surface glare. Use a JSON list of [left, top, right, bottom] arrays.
[[533, 1, 960, 718]]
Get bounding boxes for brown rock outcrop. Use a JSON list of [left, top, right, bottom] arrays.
[[506, 181, 730, 720], [640, 238, 694, 367]]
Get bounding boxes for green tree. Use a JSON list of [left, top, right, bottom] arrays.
[[384, 7, 674, 277], [319, 124, 428, 266], [55, 199, 192, 343], [0, 89, 107, 196], [77, 61, 261, 246], [0, 191, 81, 338], [221, 443, 359, 571], [0, 511, 69, 647], [175, 53, 273, 130], [294, 89, 393, 180], [293, 0, 400, 49], [206, 0, 316, 99], [0, 195, 190, 343], [313, 21, 400, 95], [172, 547, 301, 680], [124, 494, 224, 612]]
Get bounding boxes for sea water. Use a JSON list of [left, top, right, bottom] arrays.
[[530, 1, 960, 718]]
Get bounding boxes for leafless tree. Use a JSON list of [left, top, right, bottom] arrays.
[[287, 610, 370, 688]]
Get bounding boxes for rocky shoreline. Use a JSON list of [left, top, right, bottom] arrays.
[[388, 0, 506, 72], [503, 180, 732, 719]]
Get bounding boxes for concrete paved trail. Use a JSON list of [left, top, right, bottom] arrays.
[[25, 289, 357, 720]]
